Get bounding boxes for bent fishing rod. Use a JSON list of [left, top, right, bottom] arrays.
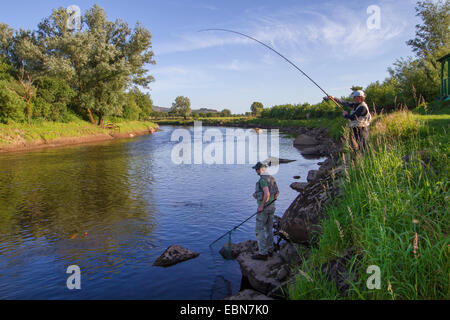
[[209, 198, 277, 247], [198, 28, 343, 110]]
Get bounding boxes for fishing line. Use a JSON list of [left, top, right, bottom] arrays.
[[198, 28, 343, 110]]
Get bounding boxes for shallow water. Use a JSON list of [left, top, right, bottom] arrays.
[[0, 125, 324, 299]]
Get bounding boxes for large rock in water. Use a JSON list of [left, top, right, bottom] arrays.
[[294, 134, 318, 147], [153, 245, 200, 267]]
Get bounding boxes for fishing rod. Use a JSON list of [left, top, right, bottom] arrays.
[[209, 198, 277, 247], [198, 28, 343, 110]]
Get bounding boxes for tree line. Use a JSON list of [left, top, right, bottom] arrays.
[[0, 4, 155, 125], [364, 0, 449, 112]]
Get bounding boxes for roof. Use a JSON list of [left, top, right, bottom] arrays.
[[437, 53, 450, 63]]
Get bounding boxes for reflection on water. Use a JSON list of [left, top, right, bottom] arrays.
[[0, 126, 324, 299]]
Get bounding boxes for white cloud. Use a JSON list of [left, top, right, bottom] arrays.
[[155, 2, 409, 60]]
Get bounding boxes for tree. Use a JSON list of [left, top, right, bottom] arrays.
[[221, 109, 232, 117], [251, 102, 264, 116], [351, 86, 363, 91], [129, 88, 153, 120], [14, 5, 155, 126], [32, 76, 75, 121], [0, 80, 26, 123], [0, 23, 14, 59], [171, 96, 191, 119], [407, 0, 450, 58], [14, 64, 36, 125]]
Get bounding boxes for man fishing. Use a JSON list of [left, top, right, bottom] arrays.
[[327, 90, 372, 153], [252, 162, 279, 261]]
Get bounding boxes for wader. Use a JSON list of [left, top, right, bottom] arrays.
[[253, 174, 279, 255]]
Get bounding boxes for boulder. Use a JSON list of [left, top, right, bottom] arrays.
[[263, 157, 296, 166], [290, 182, 308, 192], [153, 245, 199, 267], [276, 265, 289, 282], [294, 134, 318, 147], [237, 252, 284, 295], [279, 242, 300, 263], [225, 289, 274, 300], [307, 170, 320, 182], [219, 240, 258, 260]]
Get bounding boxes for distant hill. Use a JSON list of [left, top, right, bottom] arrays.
[[192, 108, 219, 114], [153, 106, 220, 114], [153, 106, 171, 113]]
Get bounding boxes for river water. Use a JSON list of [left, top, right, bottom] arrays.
[[0, 125, 324, 300]]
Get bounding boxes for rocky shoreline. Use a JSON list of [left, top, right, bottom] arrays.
[[221, 124, 345, 300]]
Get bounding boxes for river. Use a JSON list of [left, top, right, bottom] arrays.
[[0, 125, 324, 299]]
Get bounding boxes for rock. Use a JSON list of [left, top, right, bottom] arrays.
[[237, 252, 284, 295], [219, 240, 258, 260], [307, 170, 320, 182], [280, 242, 300, 263], [267, 275, 296, 299], [276, 265, 289, 282], [263, 157, 296, 166], [294, 134, 318, 147], [153, 245, 199, 267], [293, 176, 301, 180], [290, 182, 308, 192], [225, 289, 274, 300]]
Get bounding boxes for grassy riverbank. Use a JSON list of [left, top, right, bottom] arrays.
[[288, 101, 449, 300], [0, 119, 158, 151], [155, 117, 346, 139]]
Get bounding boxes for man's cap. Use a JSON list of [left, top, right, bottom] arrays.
[[350, 90, 366, 98], [252, 162, 267, 170]]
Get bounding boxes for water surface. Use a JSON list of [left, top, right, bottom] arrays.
[[0, 126, 324, 299]]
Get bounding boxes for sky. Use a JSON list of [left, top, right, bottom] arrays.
[[0, 0, 421, 113]]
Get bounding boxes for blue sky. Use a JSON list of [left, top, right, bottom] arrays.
[[0, 0, 420, 113]]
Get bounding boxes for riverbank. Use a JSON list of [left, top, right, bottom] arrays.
[[287, 105, 449, 300], [0, 120, 159, 153], [224, 101, 449, 300]]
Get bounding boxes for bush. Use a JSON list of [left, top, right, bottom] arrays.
[[0, 80, 26, 123], [32, 77, 75, 122], [261, 101, 341, 120]]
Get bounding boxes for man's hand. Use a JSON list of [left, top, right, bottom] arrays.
[[257, 206, 264, 213]]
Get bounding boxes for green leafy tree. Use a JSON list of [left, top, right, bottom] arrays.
[[32, 77, 75, 121], [407, 0, 450, 58], [0, 80, 26, 123], [171, 96, 191, 119], [129, 88, 153, 120], [251, 102, 264, 116], [221, 109, 232, 117], [351, 86, 363, 91], [0, 23, 14, 59], [14, 5, 155, 126]]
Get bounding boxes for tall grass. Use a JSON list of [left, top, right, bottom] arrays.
[[289, 108, 449, 300]]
